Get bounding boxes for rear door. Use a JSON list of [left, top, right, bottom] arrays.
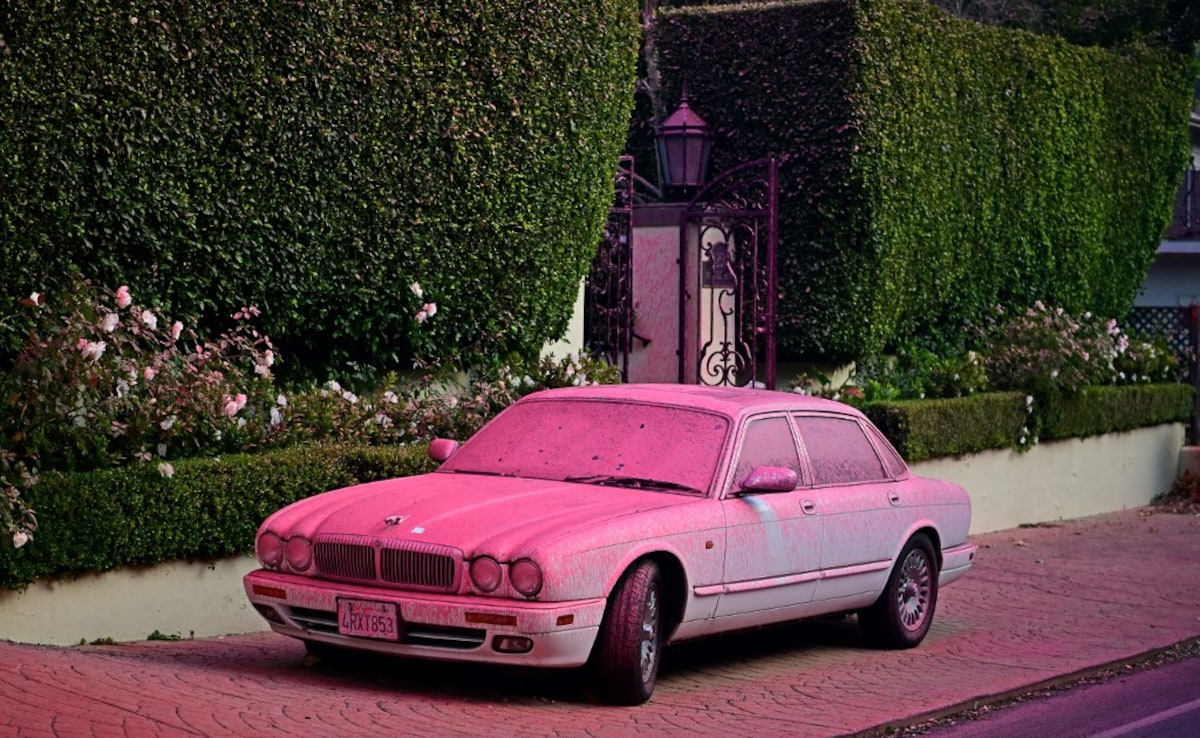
[[793, 413, 905, 602]]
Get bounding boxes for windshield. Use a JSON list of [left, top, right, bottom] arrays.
[[439, 398, 730, 495]]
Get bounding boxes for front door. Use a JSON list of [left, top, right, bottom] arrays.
[[715, 414, 820, 619]]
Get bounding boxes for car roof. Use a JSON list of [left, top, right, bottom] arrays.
[[517, 383, 864, 422]]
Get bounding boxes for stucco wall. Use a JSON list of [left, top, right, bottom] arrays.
[[0, 423, 1184, 645], [913, 423, 1184, 534], [0, 556, 266, 646]]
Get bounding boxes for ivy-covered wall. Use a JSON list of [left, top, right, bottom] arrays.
[[0, 1, 639, 373], [648, 0, 1193, 360]]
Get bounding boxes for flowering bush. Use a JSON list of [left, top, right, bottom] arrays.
[[981, 303, 1183, 394], [0, 279, 281, 547], [979, 302, 1111, 394], [0, 280, 620, 551]]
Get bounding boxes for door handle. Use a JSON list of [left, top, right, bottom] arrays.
[[801, 500, 816, 514], [888, 490, 901, 506]]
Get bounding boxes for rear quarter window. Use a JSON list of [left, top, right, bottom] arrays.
[[793, 415, 888, 486]]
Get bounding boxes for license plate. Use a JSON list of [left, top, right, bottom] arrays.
[[337, 599, 400, 641]]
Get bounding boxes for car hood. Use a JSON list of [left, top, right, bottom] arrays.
[[264, 471, 703, 557]]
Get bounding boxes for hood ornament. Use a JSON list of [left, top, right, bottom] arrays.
[[384, 514, 408, 527]]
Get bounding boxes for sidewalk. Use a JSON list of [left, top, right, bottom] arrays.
[[1, 507, 1198, 738]]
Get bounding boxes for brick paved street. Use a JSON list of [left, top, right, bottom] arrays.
[[2, 507, 1198, 738]]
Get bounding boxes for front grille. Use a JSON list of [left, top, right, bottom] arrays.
[[314, 540, 376, 580], [313, 534, 461, 592], [381, 546, 456, 588]]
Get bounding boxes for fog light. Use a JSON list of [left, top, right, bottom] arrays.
[[492, 635, 534, 654], [253, 604, 285, 625]]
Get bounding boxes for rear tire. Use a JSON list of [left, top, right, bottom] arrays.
[[859, 534, 938, 649], [591, 560, 663, 705]]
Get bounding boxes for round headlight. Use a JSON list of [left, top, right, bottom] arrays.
[[510, 558, 543, 597], [257, 531, 284, 569], [470, 556, 503, 593], [284, 536, 313, 572]]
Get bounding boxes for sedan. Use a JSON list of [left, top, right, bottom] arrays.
[[244, 383, 976, 704]]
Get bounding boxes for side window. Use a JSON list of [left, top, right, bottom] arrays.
[[794, 415, 887, 485], [731, 416, 801, 489], [864, 422, 908, 479]]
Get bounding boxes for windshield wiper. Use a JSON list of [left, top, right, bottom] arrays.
[[442, 469, 516, 477], [564, 474, 701, 494]]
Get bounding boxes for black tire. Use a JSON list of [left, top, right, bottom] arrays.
[[591, 560, 663, 705], [858, 534, 939, 649]]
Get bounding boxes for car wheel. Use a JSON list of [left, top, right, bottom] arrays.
[[859, 534, 938, 649], [591, 559, 663, 705]]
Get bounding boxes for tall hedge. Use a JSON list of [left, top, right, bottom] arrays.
[[647, 0, 1193, 360], [0, 1, 639, 373]]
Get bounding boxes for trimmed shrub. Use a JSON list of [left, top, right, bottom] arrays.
[[862, 392, 1029, 462], [1038, 383, 1195, 441], [0, 1, 640, 374], [643, 0, 1193, 361], [0, 443, 434, 590], [861, 383, 1192, 462]]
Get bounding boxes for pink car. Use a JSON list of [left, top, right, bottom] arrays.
[[244, 384, 975, 704]]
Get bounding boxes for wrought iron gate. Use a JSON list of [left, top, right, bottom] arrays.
[[679, 158, 779, 389], [583, 155, 635, 380]]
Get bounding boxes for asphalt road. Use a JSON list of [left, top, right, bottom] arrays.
[[895, 644, 1200, 738]]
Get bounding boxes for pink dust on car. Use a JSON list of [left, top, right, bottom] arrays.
[[245, 383, 975, 704]]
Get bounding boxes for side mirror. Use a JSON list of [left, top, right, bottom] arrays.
[[429, 438, 460, 462], [740, 465, 798, 494]]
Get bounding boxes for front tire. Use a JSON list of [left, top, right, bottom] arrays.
[[591, 559, 663, 705], [859, 534, 938, 649]]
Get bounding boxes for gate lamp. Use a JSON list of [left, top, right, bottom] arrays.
[[655, 94, 713, 196]]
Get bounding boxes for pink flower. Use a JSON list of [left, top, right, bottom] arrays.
[[263, 350, 274, 367], [157, 462, 174, 479], [232, 306, 261, 320], [100, 313, 119, 332], [410, 282, 423, 298], [171, 321, 183, 341], [221, 396, 239, 417], [140, 310, 157, 330], [12, 531, 30, 549], [143, 367, 157, 381], [81, 340, 107, 362], [235, 393, 248, 411], [115, 285, 132, 309], [416, 302, 438, 323]]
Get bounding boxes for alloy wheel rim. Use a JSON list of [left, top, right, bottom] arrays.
[[639, 585, 660, 681], [896, 549, 931, 631]]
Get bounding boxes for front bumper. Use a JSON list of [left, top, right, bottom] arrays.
[[244, 569, 606, 668]]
